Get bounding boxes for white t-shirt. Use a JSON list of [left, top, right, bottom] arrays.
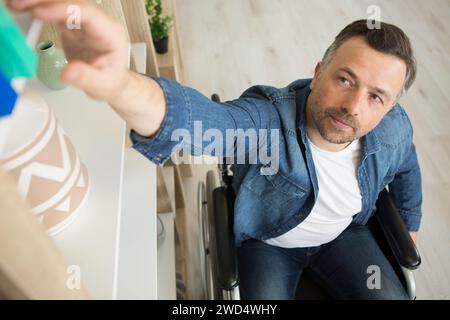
[[264, 136, 363, 248]]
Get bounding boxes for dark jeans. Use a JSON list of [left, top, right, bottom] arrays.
[[237, 223, 409, 300]]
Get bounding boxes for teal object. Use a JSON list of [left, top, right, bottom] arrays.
[[36, 40, 68, 90], [0, 1, 37, 80]]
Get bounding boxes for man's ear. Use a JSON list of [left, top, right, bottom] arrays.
[[310, 62, 322, 90]]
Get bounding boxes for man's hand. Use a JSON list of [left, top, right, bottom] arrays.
[[7, 0, 167, 138], [7, 0, 129, 104]]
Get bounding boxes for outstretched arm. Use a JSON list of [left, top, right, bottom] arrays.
[[8, 0, 166, 138]]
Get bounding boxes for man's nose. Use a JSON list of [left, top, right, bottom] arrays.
[[342, 90, 365, 116]]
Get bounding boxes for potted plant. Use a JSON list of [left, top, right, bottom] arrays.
[[145, 0, 174, 54]]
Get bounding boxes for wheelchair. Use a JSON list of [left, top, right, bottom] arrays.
[[197, 94, 421, 300]]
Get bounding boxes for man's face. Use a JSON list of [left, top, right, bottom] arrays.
[[308, 36, 407, 145]]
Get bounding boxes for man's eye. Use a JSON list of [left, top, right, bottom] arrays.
[[338, 77, 351, 86], [370, 94, 382, 103]]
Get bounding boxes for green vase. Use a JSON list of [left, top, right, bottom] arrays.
[[36, 40, 68, 90]]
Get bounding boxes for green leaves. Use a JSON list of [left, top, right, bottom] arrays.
[[145, 0, 174, 42]]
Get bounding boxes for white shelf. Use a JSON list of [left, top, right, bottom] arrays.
[[2, 0, 180, 298], [157, 212, 176, 299], [116, 148, 158, 299], [114, 43, 160, 300], [2, 12, 126, 298], [3, 30, 173, 298], [25, 79, 126, 299], [157, 166, 177, 299]]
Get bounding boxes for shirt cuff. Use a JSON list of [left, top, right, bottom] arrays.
[[130, 75, 191, 165], [398, 209, 422, 232]]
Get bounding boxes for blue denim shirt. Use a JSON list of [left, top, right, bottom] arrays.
[[130, 76, 423, 247]]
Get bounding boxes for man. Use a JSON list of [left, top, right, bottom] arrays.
[[9, 0, 422, 300]]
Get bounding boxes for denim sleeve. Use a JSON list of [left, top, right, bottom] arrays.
[[388, 138, 423, 232], [130, 75, 277, 165]]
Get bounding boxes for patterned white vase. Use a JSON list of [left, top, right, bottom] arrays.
[[0, 90, 89, 236]]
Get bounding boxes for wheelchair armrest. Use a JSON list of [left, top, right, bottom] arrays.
[[212, 186, 239, 290], [375, 189, 421, 270]]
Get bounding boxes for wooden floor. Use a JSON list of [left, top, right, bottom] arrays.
[[176, 0, 450, 299]]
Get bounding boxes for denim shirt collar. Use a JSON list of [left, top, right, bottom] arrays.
[[294, 79, 381, 158]]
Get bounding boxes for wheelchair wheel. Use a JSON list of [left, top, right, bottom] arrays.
[[205, 170, 224, 299], [198, 170, 240, 300], [197, 181, 208, 299], [197, 171, 222, 299]]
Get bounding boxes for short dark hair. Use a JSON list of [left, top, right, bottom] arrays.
[[322, 19, 417, 94]]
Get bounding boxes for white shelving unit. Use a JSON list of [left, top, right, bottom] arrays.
[[21, 43, 165, 299], [115, 43, 162, 300], [4, 11, 177, 300], [25, 78, 127, 299]]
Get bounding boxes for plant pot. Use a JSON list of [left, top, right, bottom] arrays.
[[36, 40, 68, 90], [154, 36, 169, 54]]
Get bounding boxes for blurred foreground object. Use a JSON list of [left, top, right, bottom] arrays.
[[0, 166, 89, 299]]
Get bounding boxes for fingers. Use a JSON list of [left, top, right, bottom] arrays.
[[8, 0, 129, 103], [61, 60, 105, 98], [31, 1, 83, 23], [61, 60, 125, 102], [7, 0, 68, 11], [7, 0, 107, 29], [9, 0, 125, 45]]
